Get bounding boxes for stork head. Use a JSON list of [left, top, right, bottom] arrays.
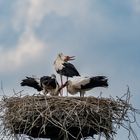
[[58, 53, 75, 62], [40, 76, 51, 82], [51, 74, 56, 79]]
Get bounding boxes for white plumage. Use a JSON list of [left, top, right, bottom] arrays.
[[54, 53, 66, 72], [61, 76, 108, 97]]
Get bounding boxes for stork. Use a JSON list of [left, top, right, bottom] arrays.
[[54, 53, 80, 95], [42, 74, 60, 96], [20, 74, 60, 96], [60, 76, 108, 97]]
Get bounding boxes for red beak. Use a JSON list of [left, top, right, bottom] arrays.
[[64, 56, 75, 61]]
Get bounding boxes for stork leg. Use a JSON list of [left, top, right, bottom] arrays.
[[80, 91, 85, 97], [66, 77, 68, 96], [60, 74, 63, 96]]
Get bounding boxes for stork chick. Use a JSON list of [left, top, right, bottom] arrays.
[[21, 74, 60, 96], [60, 76, 108, 97], [42, 74, 60, 96]]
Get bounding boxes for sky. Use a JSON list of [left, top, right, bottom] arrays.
[[0, 0, 140, 139]]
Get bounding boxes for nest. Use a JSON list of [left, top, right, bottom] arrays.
[[0, 90, 139, 140]]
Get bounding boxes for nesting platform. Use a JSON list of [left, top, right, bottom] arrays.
[[1, 94, 132, 140]]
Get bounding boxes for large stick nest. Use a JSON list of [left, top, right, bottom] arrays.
[[0, 90, 139, 140]]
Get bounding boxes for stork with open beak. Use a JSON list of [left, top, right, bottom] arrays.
[[54, 53, 80, 96], [60, 76, 108, 97]]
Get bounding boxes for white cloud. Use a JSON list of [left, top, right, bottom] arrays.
[[0, 30, 45, 72], [12, 0, 46, 31], [12, 0, 118, 38], [0, 0, 50, 73], [12, 0, 91, 30]]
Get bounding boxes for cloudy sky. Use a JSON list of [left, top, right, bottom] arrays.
[[0, 0, 140, 139]]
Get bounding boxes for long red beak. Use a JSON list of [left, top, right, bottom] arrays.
[[64, 56, 75, 61]]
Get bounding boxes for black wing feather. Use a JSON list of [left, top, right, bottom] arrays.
[[81, 76, 108, 90], [47, 79, 57, 89], [42, 78, 59, 89], [58, 62, 80, 77], [40, 76, 51, 87], [20, 77, 42, 91]]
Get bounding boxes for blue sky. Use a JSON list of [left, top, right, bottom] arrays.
[[0, 0, 140, 139]]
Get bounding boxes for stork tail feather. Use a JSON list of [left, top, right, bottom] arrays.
[[91, 76, 108, 88]]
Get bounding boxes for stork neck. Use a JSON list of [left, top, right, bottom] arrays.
[[54, 58, 64, 71]]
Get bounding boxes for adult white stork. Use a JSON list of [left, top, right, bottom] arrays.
[[60, 76, 108, 97], [54, 53, 80, 95], [20, 74, 60, 96]]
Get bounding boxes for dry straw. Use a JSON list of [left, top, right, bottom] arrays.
[[0, 88, 139, 140]]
